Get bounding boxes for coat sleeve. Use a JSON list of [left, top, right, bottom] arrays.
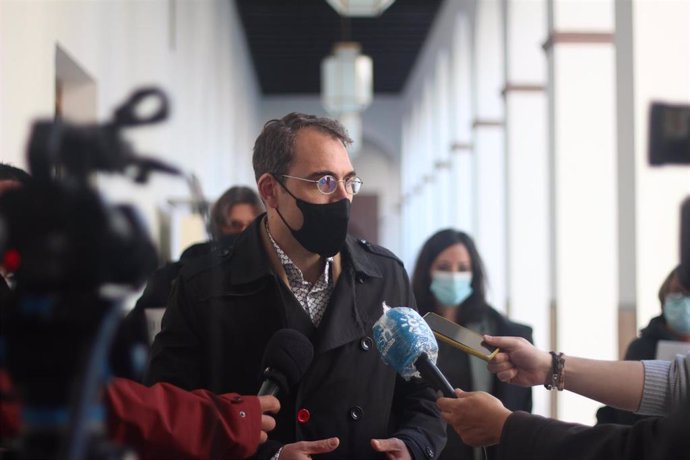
[[106, 377, 262, 460], [497, 411, 665, 460], [144, 274, 203, 390]]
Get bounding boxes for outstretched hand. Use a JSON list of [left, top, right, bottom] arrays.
[[484, 335, 552, 387], [437, 389, 512, 447]]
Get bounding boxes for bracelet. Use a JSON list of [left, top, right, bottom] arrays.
[[543, 351, 565, 391]]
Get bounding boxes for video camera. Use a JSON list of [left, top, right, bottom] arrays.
[[0, 87, 180, 460]]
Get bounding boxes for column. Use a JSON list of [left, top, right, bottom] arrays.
[[502, 0, 549, 417], [546, 0, 617, 423], [473, 0, 507, 312]]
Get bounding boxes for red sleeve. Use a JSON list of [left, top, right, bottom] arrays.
[[0, 369, 21, 440], [105, 377, 262, 460]]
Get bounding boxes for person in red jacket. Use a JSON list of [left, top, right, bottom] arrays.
[[0, 371, 279, 459]]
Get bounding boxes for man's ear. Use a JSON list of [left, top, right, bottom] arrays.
[[257, 173, 279, 209]]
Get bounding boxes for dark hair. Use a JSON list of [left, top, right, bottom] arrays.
[[412, 229, 488, 317], [252, 112, 352, 181], [0, 163, 31, 184], [210, 185, 263, 239], [658, 265, 681, 307]]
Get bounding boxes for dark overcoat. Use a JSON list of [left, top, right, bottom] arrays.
[[146, 216, 446, 460]]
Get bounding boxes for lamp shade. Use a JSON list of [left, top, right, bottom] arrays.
[[326, 0, 396, 17], [321, 42, 373, 116]]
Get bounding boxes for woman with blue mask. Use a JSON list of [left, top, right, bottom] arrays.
[[597, 266, 690, 426], [412, 229, 533, 460]]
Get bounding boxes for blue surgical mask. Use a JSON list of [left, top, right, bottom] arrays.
[[663, 294, 690, 335], [430, 271, 473, 307]]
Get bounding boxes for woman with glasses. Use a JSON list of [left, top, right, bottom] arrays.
[[412, 229, 533, 460]]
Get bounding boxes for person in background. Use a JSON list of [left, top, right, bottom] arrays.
[[597, 265, 690, 425], [0, 163, 30, 196], [0, 163, 32, 295], [123, 185, 263, 347], [210, 185, 264, 239], [182, 185, 264, 259], [411, 229, 532, 460], [0, 163, 32, 444]]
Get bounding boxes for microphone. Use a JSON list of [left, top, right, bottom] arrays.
[[680, 197, 690, 291], [258, 329, 314, 396], [373, 305, 457, 398]]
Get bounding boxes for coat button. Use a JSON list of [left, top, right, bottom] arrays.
[[360, 337, 372, 351], [231, 396, 243, 403], [349, 405, 363, 421], [297, 408, 311, 424], [425, 446, 435, 458], [356, 274, 365, 284]]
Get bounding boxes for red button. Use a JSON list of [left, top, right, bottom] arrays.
[[297, 408, 310, 424], [3, 249, 20, 272]]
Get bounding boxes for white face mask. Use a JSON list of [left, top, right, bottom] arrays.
[[430, 271, 473, 307]]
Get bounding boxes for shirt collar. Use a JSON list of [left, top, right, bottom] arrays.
[[265, 219, 333, 286]]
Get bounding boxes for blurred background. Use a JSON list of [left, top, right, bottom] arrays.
[[1, 0, 688, 426]]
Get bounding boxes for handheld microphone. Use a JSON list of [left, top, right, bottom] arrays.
[[258, 329, 314, 396], [373, 305, 457, 398]]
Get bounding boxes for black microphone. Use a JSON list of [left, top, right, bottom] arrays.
[[680, 197, 690, 291], [258, 329, 314, 396], [415, 352, 456, 398]]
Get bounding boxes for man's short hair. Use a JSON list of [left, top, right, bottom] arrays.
[[209, 185, 263, 239], [252, 112, 352, 181], [0, 163, 31, 184]]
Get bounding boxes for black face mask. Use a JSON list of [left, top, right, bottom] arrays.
[[274, 177, 351, 257]]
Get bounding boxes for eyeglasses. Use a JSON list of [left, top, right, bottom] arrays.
[[281, 174, 363, 195]]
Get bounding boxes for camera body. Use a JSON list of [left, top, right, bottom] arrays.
[[649, 102, 690, 166], [0, 88, 176, 460]]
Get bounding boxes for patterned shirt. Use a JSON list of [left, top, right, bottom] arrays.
[[266, 221, 334, 327]]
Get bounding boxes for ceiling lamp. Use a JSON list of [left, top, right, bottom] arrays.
[[326, 0, 396, 17], [321, 42, 373, 155]]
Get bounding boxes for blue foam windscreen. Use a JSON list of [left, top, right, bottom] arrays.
[[373, 304, 439, 380]]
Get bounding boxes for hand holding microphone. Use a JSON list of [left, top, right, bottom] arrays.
[[258, 329, 314, 396], [373, 304, 456, 398], [257, 329, 340, 459], [258, 395, 280, 444], [256, 329, 314, 444]]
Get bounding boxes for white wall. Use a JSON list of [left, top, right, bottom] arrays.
[[0, 0, 261, 249], [631, 0, 690, 327]]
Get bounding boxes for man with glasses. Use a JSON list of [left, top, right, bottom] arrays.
[[147, 113, 446, 459]]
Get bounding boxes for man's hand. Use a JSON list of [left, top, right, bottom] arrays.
[[437, 389, 512, 447], [278, 437, 340, 459], [484, 335, 551, 387], [370, 437, 412, 460], [257, 395, 280, 443]]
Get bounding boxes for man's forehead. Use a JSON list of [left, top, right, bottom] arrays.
[[290, 128, 352, 174]]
